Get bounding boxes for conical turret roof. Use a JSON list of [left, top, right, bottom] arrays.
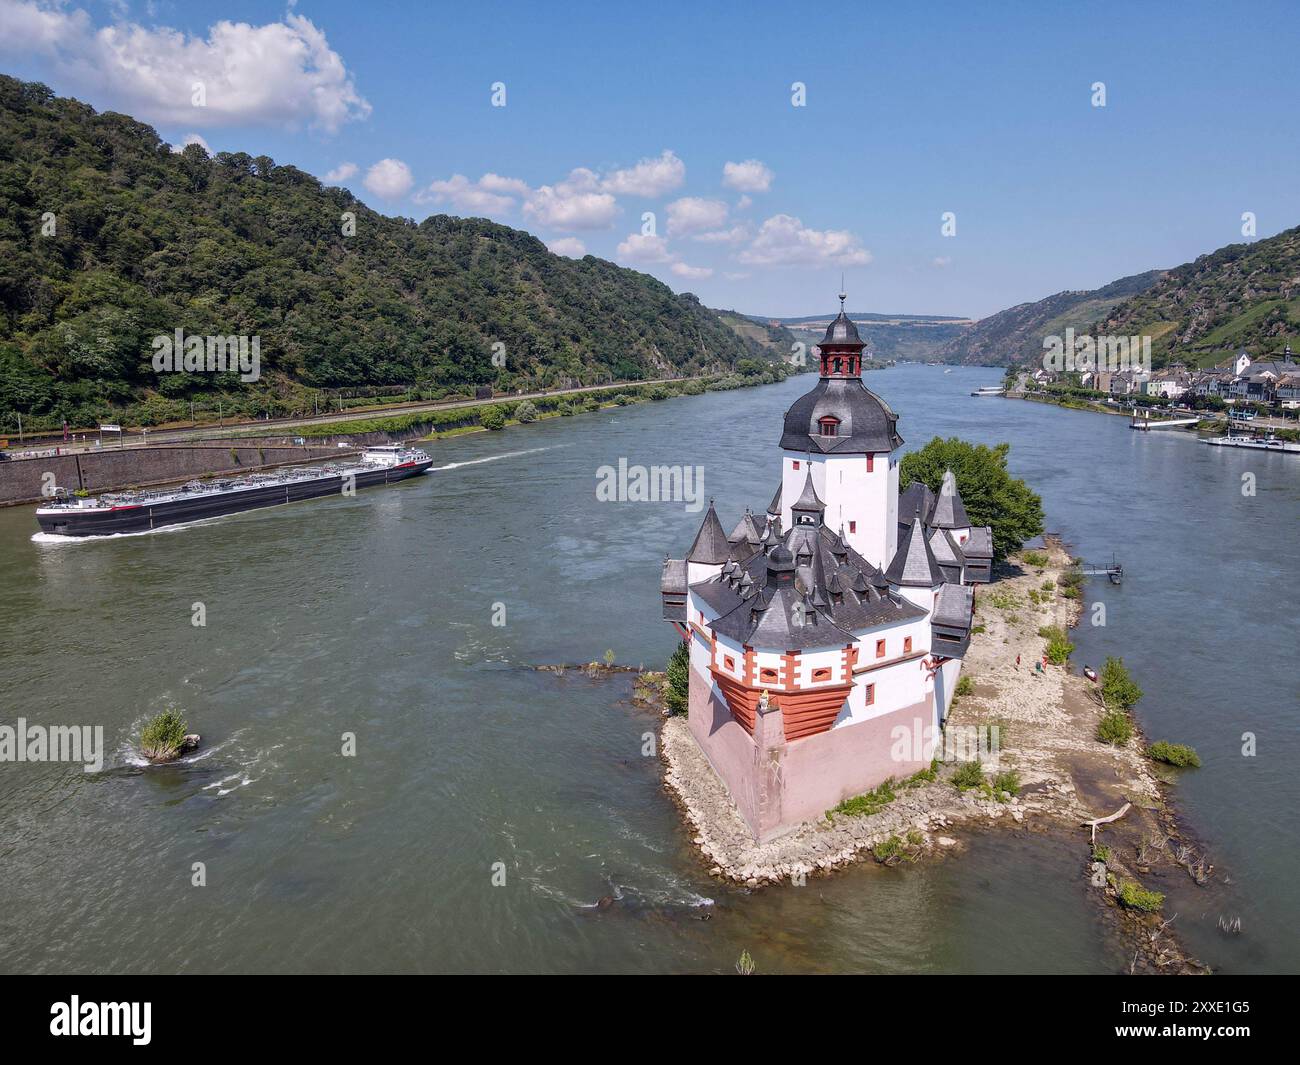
[[885, 513, 944, 587], [686, 501, 731, 565], [928, 469, 970, 529]]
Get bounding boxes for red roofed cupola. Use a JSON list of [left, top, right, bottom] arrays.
[[816, 292, 865, 379]]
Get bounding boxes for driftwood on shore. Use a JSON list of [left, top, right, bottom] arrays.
[[1083, 801, 1132, 843]]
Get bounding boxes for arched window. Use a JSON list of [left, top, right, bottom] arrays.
[[818, 416, 840, 437]]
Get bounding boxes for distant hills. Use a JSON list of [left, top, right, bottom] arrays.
[[1095, 226, 1300, 367], [937, 224, 1300, 370], [754, 311, 973, 362], [936, 271, 1163, 366], [0, 75, 754, 431]]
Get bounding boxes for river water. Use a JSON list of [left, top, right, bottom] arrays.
[[0, 366, 1295, 974]]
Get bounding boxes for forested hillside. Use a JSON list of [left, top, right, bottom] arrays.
[[1095, 227, 1300, 367], [0, 75, 751, 430], [937, 271, 1163, 366]]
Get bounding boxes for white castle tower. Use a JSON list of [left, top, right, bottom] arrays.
[[779, 293, 900, 570]]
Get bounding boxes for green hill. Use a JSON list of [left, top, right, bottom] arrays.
[[937, 271, 1163, 366], [0, 75, 753, 431], [1094, 226, 1300, 368]]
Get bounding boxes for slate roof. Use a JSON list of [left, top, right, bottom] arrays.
[[780, 377, 904, 455], [933, 583, 974, 629], [898, 481, 936, 531], [728, 509, 763, 546], [791, 469, 825, 514], [885, 515, 944, 587], [929, 469, 970, 529], [767, 482, 782, 516], [928, 527, 965, 569], [686, 502, 731, 564], [692, 520, 925, 651], [660, 558, 687, 594], [963, 526, 994, 559], [821, 309, 863, 347]]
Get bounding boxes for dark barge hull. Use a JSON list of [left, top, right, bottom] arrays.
[[36, 460, 433, 537]]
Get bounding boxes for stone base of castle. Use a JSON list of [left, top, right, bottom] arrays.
[[688, 677, 937, 842]]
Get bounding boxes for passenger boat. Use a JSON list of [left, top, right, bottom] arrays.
[[34, 445, 433, 537], [970, 386, 1005, 397]]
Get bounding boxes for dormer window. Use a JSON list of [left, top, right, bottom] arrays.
[[818, 416, 840, 437]]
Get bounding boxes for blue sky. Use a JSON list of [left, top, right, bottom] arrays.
[[1, 0, 1297, 318]]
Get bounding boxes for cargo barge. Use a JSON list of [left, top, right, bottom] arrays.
[[35, 445, 433, 537]]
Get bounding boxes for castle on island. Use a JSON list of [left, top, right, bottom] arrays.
[[661, 296, 994, 841]]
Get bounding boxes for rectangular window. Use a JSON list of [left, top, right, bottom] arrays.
[[849, 521, 856, 533], [865, 683, 875, 706], [866, 454, 875, 473], [904, 636, 912, 654], [792, 460, 800, 471], [875, 639, 886, 659]]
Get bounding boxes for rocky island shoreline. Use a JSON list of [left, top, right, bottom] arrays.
[[656, 537, 1211, 974]]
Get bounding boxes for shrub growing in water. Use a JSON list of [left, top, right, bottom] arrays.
[[1101, 656, 1142, 711], [141, 708, 188, 762], [1147, 741, 1201, 768], [1117, 880, 1164, 912]]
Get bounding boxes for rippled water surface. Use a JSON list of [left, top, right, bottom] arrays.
[[1, 367, 1295, 973]]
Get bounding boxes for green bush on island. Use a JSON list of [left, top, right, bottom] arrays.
[[954, 675, 974, 697], [830, 777, 897, 819], [992, 769, 1021, 796], [1101, 656, 1143, 711], [1097, 710, 1134, 746], [1037, 625, 1074, 664], [1092, 844, 1111, 863], [140, 708, 188, 762], [899, 438, 1045, 561], [1117, 880, 1164, 913], [1057, 568, 1085, 600], [514, 401, 539, 423], [872, 834, 918, 865], [1147, 741, 1201, 768], [952, 760, 985, 791], [903, 759, 940, 787], [1022, 550, 1049, 567], [664, 641, 690, 716]]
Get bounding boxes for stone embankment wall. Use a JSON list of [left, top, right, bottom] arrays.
[[0, 439, 356, 506]]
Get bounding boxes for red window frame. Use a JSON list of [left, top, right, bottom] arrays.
[[875, 639, 886, 659], [865, 683, 875, 706], [904, 636, 912, 654], [866, 454, 875, 473]]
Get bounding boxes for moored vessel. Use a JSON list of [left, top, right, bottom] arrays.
[[34, 445, 433, 537]]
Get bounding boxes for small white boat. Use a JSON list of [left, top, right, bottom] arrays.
[[1204, 431, 1300, 453], [971, 386, 1005, 397]]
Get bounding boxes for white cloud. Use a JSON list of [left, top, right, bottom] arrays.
[[323, 162, 357, 183], [170, 132, 210, 153], [363, 158, 413, 200], [722, 159, 773, 193], [600, 149, 685, 197], [417, 173, 520, 216], [932, 256, 952, 268], [666, 197, 728, 236], [691, 224, 750, 245], [0, 2, 371, 132], [723, 271, 751, 281], [735, 194, 752, 211], [524, 169, 618, 230], [547, 237, 586, 258], [671, 262, 713, 280], [616, 232, 673, 263], [738, 214, 871, 267]]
